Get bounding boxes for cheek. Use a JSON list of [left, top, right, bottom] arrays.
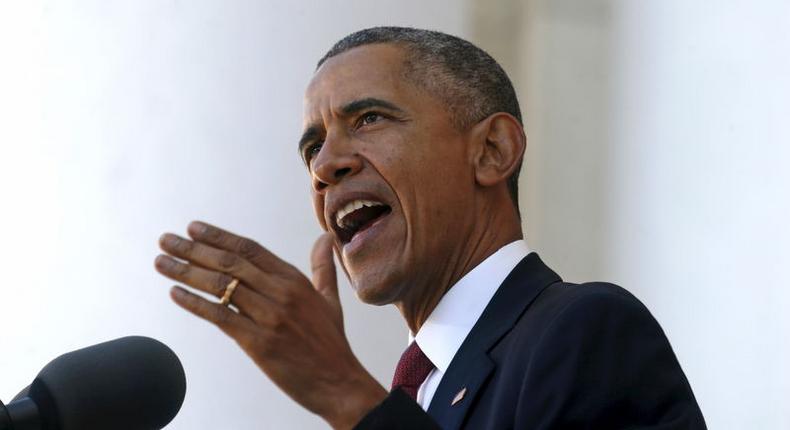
[[311, 192, 327, 230], [411, 151, 473, 222], [360, 131, 468, 211]]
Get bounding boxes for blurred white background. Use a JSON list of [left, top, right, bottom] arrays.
[[0, 1, 787, 429]]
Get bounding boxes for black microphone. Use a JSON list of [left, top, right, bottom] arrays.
[[1, 336, 186, 430]]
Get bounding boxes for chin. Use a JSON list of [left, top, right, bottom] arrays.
[[349, 270, 407, 306]]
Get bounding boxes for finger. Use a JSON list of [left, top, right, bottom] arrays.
[[154, 254, 267, 317], [169, 286, 255, 341], [186, 221, 288, 272], [311, 233, 342, 323], [159, 233, 274, 296]]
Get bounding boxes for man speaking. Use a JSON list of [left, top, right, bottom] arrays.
[[155, 27, 706, 429]]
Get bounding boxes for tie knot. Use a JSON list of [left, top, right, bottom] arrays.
[[391, 341, 435, 400]]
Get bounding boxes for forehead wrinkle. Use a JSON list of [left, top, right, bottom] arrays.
[[308, 48, 409, 105]]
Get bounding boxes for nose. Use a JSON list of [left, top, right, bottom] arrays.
[[311, 136, 362, 193]]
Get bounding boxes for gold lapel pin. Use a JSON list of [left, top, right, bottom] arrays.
[[451, 387, 467, 406]]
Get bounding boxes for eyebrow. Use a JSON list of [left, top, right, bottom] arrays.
[[340, 97, 404, 115], [298, 97, 404, 159]]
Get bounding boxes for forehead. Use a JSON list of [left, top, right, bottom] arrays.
[[304, 44, 414, 121]]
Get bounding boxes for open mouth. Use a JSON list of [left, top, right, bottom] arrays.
[[333, 199, 392, 244]]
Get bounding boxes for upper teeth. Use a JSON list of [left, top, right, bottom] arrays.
[[336, 199, 385, 229]]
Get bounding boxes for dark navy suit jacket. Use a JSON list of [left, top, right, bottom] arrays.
[[356, 253, 706, 429]]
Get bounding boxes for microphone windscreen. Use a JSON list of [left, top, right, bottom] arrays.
[[28, 336, 186, 430]]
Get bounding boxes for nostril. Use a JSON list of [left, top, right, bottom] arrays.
[[334, 167, 351, 179]]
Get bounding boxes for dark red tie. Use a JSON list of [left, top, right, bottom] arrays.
[[391, 341, 436, 400]]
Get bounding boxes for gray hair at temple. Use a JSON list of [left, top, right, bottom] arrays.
[[317, 26, 524, 214]]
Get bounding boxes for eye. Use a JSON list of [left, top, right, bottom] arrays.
[[304, 142, 323, 163], [358, 112, 383, 127]]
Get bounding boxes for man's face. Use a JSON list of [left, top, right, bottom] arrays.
[[301, 44, 475, 305]]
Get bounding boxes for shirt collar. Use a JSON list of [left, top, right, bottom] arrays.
[[413, 240, 531, 373]]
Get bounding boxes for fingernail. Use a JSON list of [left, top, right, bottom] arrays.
[[159, 233, 176, 246], [190, 221, 208, 235], [155, 255, 174, 268], [170, 286, 185, 301]]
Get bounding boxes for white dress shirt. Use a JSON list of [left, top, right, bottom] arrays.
[[410, 240, 532, 410]]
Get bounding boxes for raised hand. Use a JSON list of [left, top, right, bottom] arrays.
[[155, 221, 386, 429]]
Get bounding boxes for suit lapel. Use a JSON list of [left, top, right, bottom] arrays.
[[427, 253, 560, 429]]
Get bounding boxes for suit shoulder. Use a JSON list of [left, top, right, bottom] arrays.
[[493, 280, 671, 381], [532, 279, 645, 312], [510, 280, 657, 342], [487, 282, 706, 429], [546, 281, 639, 305]]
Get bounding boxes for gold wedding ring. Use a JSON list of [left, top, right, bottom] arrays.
[[220, 278, 240, 306]]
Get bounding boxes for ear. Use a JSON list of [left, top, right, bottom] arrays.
[[470, 113, 526, 188]]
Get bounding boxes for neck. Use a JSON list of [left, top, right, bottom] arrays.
[[397, 202, 523, 334]]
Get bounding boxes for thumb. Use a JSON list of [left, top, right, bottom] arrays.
[[311, 233, 343, 327]]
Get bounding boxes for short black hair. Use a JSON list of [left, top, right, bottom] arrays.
[[317, 26, 524, 214]]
